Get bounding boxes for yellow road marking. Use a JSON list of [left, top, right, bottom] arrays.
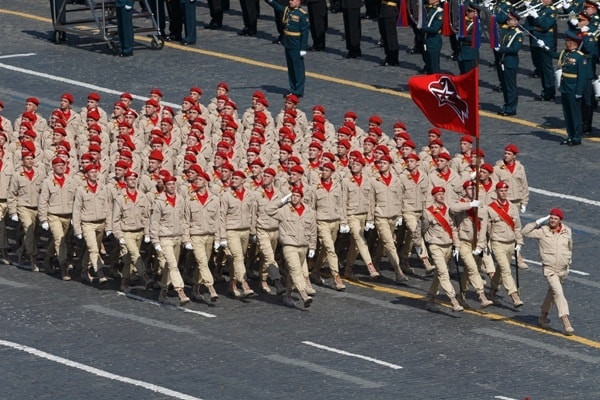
[[346, 279, 600, 349]]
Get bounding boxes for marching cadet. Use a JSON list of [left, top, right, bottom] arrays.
[[451, 135, 475, 177], [492, 143, 529, 269], [313, 162, 345, 290], [485, 181, 524, 308], [0, 145, 13, 264], [422, 186, 464, 312], [37, 157, 77, 280], [426, 152, 462, 206], [268, 187, 317, 308], [185, 170, 220, 302], [457, 4, 479, 74], [450, 181, 493, 308], [219, 170, 258, 298], [112, 170, 152, 292], [14, 97, 48, 135], [495, 11, 524, 116], [421, 0, 444, 73], [150, 174, 191, 305], [55, 93, 82, 132], [265, 0, 310, 97], [557, 31, 589, 146], [522, 208, 575, 335], [72, 164, 110, 283], [8, 150, 45, 271], [371, 154, 408, 283], [81, 93, 108, 124]]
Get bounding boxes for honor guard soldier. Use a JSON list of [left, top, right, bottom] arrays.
[[341, 0, 362, 58], [496, 11, 523, 116], [522, 208, 575, 335], [421, 0, 444, 73], [181, 0, 198, 45], [457, 4, 480, 74], [307, 0, 327, 51], [485, 181, 524, 308], [577, 7, 599, 136], [378, 0, 400, 66], [115, 0, 135, 57], [265, 0, 310, 97]]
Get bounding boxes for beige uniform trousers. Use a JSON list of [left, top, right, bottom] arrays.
[[81, 221, 105, 272], [345, 214, 373, 267], [158, 237, 184, 289], [282, 245, 308, 291], [47, 214, 71, 266], [0, 201, 8, 250], [316, 220, 339, 274], [121, 230, 145, 280], [400, 211, 423, 259], [256, 228, 279, 280], [458, 240, 485, 292], [427, 243, 457, 298], [541, 268, 569, 318], [375, 216, 401, 271], [17, 206, 38, 257], [190, 234, 215, 286], [482, 240, 496, 274], [226, 229, 250, 281], [490, 241, 518, 295]]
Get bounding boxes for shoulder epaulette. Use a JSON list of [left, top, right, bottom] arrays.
[[577, 50, 584, 55], [300, 8, 307, 14]]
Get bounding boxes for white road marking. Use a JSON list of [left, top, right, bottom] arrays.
[[0, 277, 29, 288], [265, 354, 385, 388], [302, 341, 403, 370], [529, 187, 600, 207], [0, 53, 36, 59], [0, 339, 203, 400], [0, 62, 181, 109], [494, 396, 519, 400], [116, 291, 217, 318], [523, 258, 590, 276]]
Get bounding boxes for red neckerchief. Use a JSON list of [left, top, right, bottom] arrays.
[[380, 172, 392, 186], [87, 181, 98, 193], [166, 193, 176, 207], [23, 168, 35, 181], [0, 160, 3, 171], [227, 149, 235, 159], [337, 157, 349, 167], [410, 170, 420, 183], [437, 168, 451, 182], [352, 174, 363, 187], [294, 203, 305, 216], [62, 109, 71, 121], [116, 180, 126, 189], [126, 189, 137, 203], [149, 115, 159, 126], [462, 153, 471, 165], [552, 224, 562, 234], [196, 190, 208, 205], [504, 161, 515, 173], [54, 174, 65, 188], [427, 204, 453, 239], [163, 134, 171, 146], [65, 166, 71, 175], [364, 154, 375, 164], [309, 159, 320, 169], [234, 188, 245, 201], [213, 168, 222, 180], [321, 179, 332, 192], [252, 177, 263, 187], [490, 200, 514, 230], [481, 180, 492, 192], [263, 187, 274, 200]]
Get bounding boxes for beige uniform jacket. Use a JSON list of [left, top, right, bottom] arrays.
[[149, 192, 190, 244], [485, 200, 523, 245], [112, 190, 152, 239], [218, 188, 257, 239], [268, 202, 317, 249], [314, 180, 343, 222], [186, 190, 221, 239], [255, 187, 283, 231], [0, 155, 14, 200], [522, 222, 572, 273], [371, 173, 403, 219], [341, 174, 374, 222], [492, 160, 529, 206], [449, 199, 487, 249], [72, 182, 110, 236], [426, 168, 462, 206], [38, 174, 78, 221], [399, 169, 427, 214], [422, 204, 460, 247], [7, 167, 45, 215]]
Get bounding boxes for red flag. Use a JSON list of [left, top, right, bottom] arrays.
[[408, 68, 480, 137], [442, 2, 452, 36]]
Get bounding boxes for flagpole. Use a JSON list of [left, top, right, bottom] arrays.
[[473, 66, 481, 250]]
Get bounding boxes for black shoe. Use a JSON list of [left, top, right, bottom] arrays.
[[450, 51, 458, 60], [246, 30, 256, 36], [568, 140, 582, 146], [381, 60, 399, 66], [560, 138, 572, 145], [181, 41, 195, 45], [344, 52, 361, 59], [535, 94, 555, 101], [238, 27, 249, 36], [530, 72, 540, 78], [168, 33, 182, 41], [497, 111, 516, 116], [119, 52, 133, 57], [493, 85, 503, 92]]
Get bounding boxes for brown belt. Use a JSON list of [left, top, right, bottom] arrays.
[[381, 1, 398, 5]]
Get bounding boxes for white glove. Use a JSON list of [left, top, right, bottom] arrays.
[[452, 247, 459, 258], [494, 46, 500, 52], [570, 18, 579, 26], [213, 240, 221, 250], [536, 215, 551, 225], [395, 217, 403, 227], [220, 240, 228, 248], [185, 243, 193, 250], [154, 244, 163, 253], [10, 214, 18, 222], [105, 230, 112, 237], [469, 171, 476, 180], [339, 224, 350, 234], [250, 234, 258, 243], [469, 200, 480, 208], [536, 39, 545, 48], [41, 221, 49, 231], [124, 5, 133, 10], [555, 1, 563, 8], [575, 94, 583, 99], [520, 204, 527, 213], [483, 0, 491, 7], [119, 238, 126, 245], [529, 9, 538, 18], [300, 50, 307, 57], [562, 0, 570, 8], [75, 233, 83, 240], [307, 249, 315, 258], [414, 245, 423, 256], [281, 193, 292, 204], [365, 222, 375, 231], [472, 247, 483, 256], [523, 1, 530, 6], [515, 244, 522, 254], [144, 235, 151, 243], [581, 25, 590, 33]]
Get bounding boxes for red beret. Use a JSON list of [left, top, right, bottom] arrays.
[[161, 117, 173, 125], [88, 144, 102, 153], [215, 151, 229, 160], [24, 129, 37, 139], [233, 170, 247, 179], [428, 128, 442, 137], [504, 144, 519, 154], [120, 149, 133, 159], [115, 160, 130, 170], [150, 88, 163, 97], [61, 93, 74, 104], [120, 92, 133, 100], [291, 186, 304, 196], [247, 147, 261, 155], [285, 94, 299, 104], [481, 163, 494, 173], [124, 170, 138, 179], [52, 157, 65, 165], [59, 140, 71, 152], [380, 155, 393, 163], [312, 131, 327, 142], [338, 139, 351, 149], [81, 153, 94, 162], [53, 127, 67, 136], [364, 136, 378, 145], [256, 97, 269, 107], [21, 151, 34, 159], [279, 144, 294, 154], [368, 126, 383, 136], [496, 181, 509, 189], [550, 208, 564, 219], [308, 141, 323, 150], [216, 140, 231, 149], [87, 93, 101, 102], [190, 86, 203, 95], [429, 139, 444, 147], [21, 141, 36, 152], [197, 170, 211, 182], [114, 101, 128, 110], [87, 109, 100, 121], [369, 115, 382, 125], [460, 135, 473, 143], [254, 112, 268, 125], [83, 164, 98, 173], [393, 121, 407, 130], [438, 152, 452, 161], [353, 153, 366, 165], [145, 99, 159, 108], [395, 131, 411, 140], [22, 112, 36, 121], [26, 97, 40, 106], [406, 153, 420, 161], [290, 165, 305, 175], [322, 162, 336, 171], [344, 111, 358, 119], [183, 96, 197, 105], [375, 145, 390, 155], [322, 152, 336, 162], [88, 135, 102, 144], [250, 158, 265, 167], [288, 156, 302, 166], [313, 115, 326, 125], [125, 109, 138, 118], [313, 104, 326, 114], [88, 123, 102, 133], [163, 175, 177, 183], [217, 82, 229, 91], [463, 180, 475, 189], [264, 167, 277, 176], [188, 164, 203, 174], [283, 117, 296, 126], [431, 186, 445, 195], [184, 154, 197, 164], [221, 162, 235, 171], [338, 125, 352, 136]]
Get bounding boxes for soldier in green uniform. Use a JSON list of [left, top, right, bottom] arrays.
[[115, 0, 135, 57], [578, 2, 600, 134], [496, 11, 523, 116], [421, 0, 444, 74], [525, 0, 558, 101], [492, 0, 513, 91], [558, 31, 589, 145], [266, 0, 309, 97], [457, 4, 479, 74]]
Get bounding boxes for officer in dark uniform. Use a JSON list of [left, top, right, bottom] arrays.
[[307, 0, 328, 51], [148, 0, 168, 38], [492, 0, 514, 91], [342, 0, 362, 58], [421, 0, 444, 73], [457, 4, 479, 73], [577, 7, 599, 134], [181, 0, 197, 44], [239, 0, 260, 36], [496, 11, 524, 116], [206, 0, 224, 29], [265, 0, 309, 97], [558, 31, 589, 145], [378, 0, 400, 65], [115, 0, 135, 57], [166, 0, 183, 41], [525, 0, 558, 101]]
